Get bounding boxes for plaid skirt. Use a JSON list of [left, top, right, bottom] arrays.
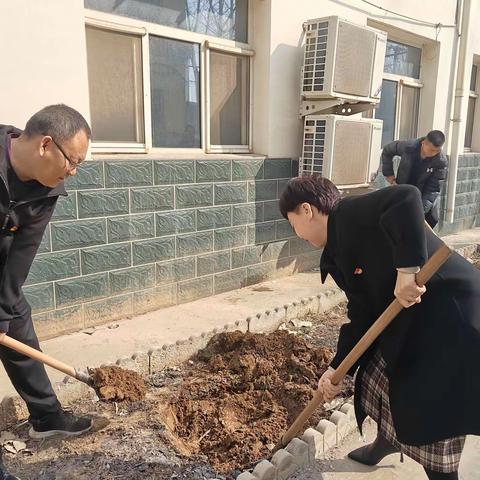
[[359, 350, 465, 473]]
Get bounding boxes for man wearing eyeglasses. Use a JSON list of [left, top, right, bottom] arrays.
[[0, 105, 91, 479]]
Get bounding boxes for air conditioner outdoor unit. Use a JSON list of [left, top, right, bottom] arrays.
[[302, 16, 387, 103], [300, 115, 383, 188]]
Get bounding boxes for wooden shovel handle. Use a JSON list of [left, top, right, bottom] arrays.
[[0, 335, 77, 378], [278, 242, 452, 448]]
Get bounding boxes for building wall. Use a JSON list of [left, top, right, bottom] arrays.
[[23, 157, 321, 339], [438, 154, 480, 233], [0, 0, 90, 127]]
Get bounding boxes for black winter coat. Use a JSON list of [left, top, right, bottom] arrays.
[[381, 138, 448, 218], [0, 125, 65, 332], [320, 185, 480, 445]]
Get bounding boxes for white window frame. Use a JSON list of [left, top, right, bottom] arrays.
[[204, 41, 254, 154], [383, 72, 423, 140], [85, 2, 253, 154], [464, 63, 478, 152]]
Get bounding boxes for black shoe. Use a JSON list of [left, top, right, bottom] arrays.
[[0, 463, 21, 480], [348, 434, 400, 466], [28, 410, 92, 439]]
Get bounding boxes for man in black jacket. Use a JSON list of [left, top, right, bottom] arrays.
[[0, 105, 92, 479], [381, 130, 448, 228]]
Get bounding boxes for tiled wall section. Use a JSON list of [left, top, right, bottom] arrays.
[[25, 158, 321, 339], [438, 154, 480, 235]]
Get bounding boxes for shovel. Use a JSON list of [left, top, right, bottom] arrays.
[[275, 241, 452, 451], [0, 335, 94, 387]]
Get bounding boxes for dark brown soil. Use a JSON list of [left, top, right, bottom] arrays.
[[90, 366, 146, 402], [164, 330, 337, 474], [6, 303, 352, 480]]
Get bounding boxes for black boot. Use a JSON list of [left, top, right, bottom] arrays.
[[348, 433, 400, 466], [424, 468, 458, 480]]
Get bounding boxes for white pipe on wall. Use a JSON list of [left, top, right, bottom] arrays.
[[446, 0, 472, 223]]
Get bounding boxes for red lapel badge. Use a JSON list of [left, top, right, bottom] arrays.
[[353, 267, 363, 275]]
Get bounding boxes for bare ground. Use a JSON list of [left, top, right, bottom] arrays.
[[3, 304, 350, 480]]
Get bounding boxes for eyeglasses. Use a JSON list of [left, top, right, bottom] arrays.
[[51, 138, 80, 172]]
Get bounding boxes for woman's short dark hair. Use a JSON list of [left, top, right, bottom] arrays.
[[279, 174, 340, 219], [24, 104, 91, 143]]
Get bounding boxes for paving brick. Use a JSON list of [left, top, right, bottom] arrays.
[[247, 222, 276, 244], [316, 419, 337, 450], [38, 227, 51, 253], [156, 257, 196, 285], [264, 158, 292, 179], [301, 427, 324, 460], [275, 220, 295, 240], [177, 231, 213, 257], [33, 304, 84, 340], [340, 403, 356, 423], [261, 240, 289, 262], [197, 206, 231, 230], [214, 268, 246, 294], [107, 214, 155, 243], [55, 273, 109, 307], [52, 219, 106, 250], [64, 161, 104, 190], [195, 160, 231, 182], [248, 180, 278, 202], [27, 251, 81, 284], [105, 160, 153, 187], [232, 245, 263, 268], [236, 472, 256, 480], [52, 194, 77, 221], [232, 158, 264, 180], [330, 410, 350, 443], [177, 276, 213, 303], [109, 265, 155, 294], [289, 237, 320, 255], [155, 209, 196, 237], [271, 449, 299, 480], [133, 284, 176, 314], [175, 184, 213, 208], [197, 251, 231, 276], [232, 202, 263, 225], [23, 283, 55, 313], [263, 200, 283, 221], [214, 182, 248, 205], [285, 437, 310, 467], [214, 226, 246, 250], [154, 160, 194, 184], [78, 189, 129, 218], [131, 186, 174, 213], [132, 237, 175, 265], [81, 243, 131, 275], [84, 294, 134, 327], [252, 459, 278, 480], [246, 261, 275, 286]]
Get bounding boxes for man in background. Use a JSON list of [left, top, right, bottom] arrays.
[[381, 130, 448, 228]]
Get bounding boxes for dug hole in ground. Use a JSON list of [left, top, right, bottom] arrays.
[[2, 250, 479, 480]]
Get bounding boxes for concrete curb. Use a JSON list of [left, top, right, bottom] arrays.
[[211, 401, 358, 480]]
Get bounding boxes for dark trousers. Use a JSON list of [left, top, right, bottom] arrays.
[[425, 210, 438, 229], [0, 304, 60, 421]]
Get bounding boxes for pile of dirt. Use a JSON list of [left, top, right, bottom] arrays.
[[89, 366, 146, 402], [163, 329, 342, 474], [7, 305, 352, 480]]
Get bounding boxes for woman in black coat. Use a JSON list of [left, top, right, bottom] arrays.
[[279, 174, 480, 480]]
